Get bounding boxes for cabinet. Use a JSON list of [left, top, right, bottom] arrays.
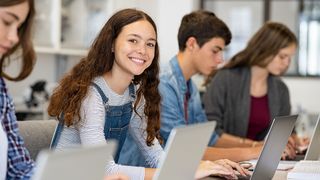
[[13, 0, 115, 120], [14, 0, 158, 120], [32, 0, 160, 56], [33, 0, 114, 56]]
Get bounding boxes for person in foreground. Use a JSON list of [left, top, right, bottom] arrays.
[[0, 0, 36, 179], [203, 22, 307, 159], [48, 8, 247, 180]]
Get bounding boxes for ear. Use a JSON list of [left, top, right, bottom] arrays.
[[186, 37, 199, 51]]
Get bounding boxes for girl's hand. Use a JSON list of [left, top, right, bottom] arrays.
[[195, 159, 249, 179], [214, 159, 250, 177], [281, 142, 296, 160]]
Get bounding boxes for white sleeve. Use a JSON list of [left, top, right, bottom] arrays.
[[78, 87, 106, 145], [79, 87, 145, 179], [106, 161, 145, 180]]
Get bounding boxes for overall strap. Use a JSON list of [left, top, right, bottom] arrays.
[[92, 82, 135, 105], [92, 82, 109, 108], [128, 83, 135, 102], [51, 83, 108, 149], [50, 113, 64, 148]]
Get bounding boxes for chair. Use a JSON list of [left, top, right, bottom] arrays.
[[17, 120, 58, 160]]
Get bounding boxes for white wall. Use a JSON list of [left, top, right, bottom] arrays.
[[283, 77, 320, 114], [157, 0, 198, 66]]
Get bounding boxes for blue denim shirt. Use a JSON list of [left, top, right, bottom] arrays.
[[159, 56, 218, 146]]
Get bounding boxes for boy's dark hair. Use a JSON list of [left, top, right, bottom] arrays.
[[178, 10, 232, 51]]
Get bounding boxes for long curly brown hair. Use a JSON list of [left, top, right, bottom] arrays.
[[48, 9, 162, 146], [0, 0, 36, 81]]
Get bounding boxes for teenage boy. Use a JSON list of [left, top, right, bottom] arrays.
[[158, 10, 261, 162]]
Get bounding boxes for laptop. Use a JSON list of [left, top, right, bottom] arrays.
[[304, 115, 320, 160], [153, 121, 216, 180], [287, 114, 320, 161], [32, 141, 117, 180], [240, 115, 299, 180]]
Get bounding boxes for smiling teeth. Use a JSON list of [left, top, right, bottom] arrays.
[[131, 57, 144, 64]]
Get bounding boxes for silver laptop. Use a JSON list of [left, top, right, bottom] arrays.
[[153, 121, 216, 180], [304, 115, 320, 160], [243, 115, 298, 180], [32, 142, 117, 180]]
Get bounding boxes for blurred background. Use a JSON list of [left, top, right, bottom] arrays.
[[5, 0, 319, 136]]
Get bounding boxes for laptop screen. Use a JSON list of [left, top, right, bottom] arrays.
[[32, 142, 117, 180], [251, 115, 298, 180], [153, 121, 216, 180]]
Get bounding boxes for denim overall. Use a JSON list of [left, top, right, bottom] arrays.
[[51, 82, 135, 163]]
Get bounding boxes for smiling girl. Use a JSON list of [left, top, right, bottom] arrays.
[[48, 8, 242, 180]]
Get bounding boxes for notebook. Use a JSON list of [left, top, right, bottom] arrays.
[[240, 115, 299, 180], [304, 115, 320, 160], [287, 160, 320, 180], [32, 141, 117, 180], [153, 121, 216, 180]]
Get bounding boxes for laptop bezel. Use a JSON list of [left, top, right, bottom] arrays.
[[153, 121, 216, 180], [250, 115, 299, 180], [32, 141, 117, 180], [304, 115, 320, 160]]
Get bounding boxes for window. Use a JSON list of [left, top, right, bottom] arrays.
[[201, 0, 320, 76]]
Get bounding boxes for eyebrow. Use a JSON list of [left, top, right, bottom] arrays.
[[5, 11, 20, 21], [213, 46, 223, 51], [279, 53, 288, 56], [129, 34, 157, 42]]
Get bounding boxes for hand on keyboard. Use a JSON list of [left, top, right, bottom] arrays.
[[194, 160, 237, 180], [281, 142, 297, 160], [195, 159, 250, 180]]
